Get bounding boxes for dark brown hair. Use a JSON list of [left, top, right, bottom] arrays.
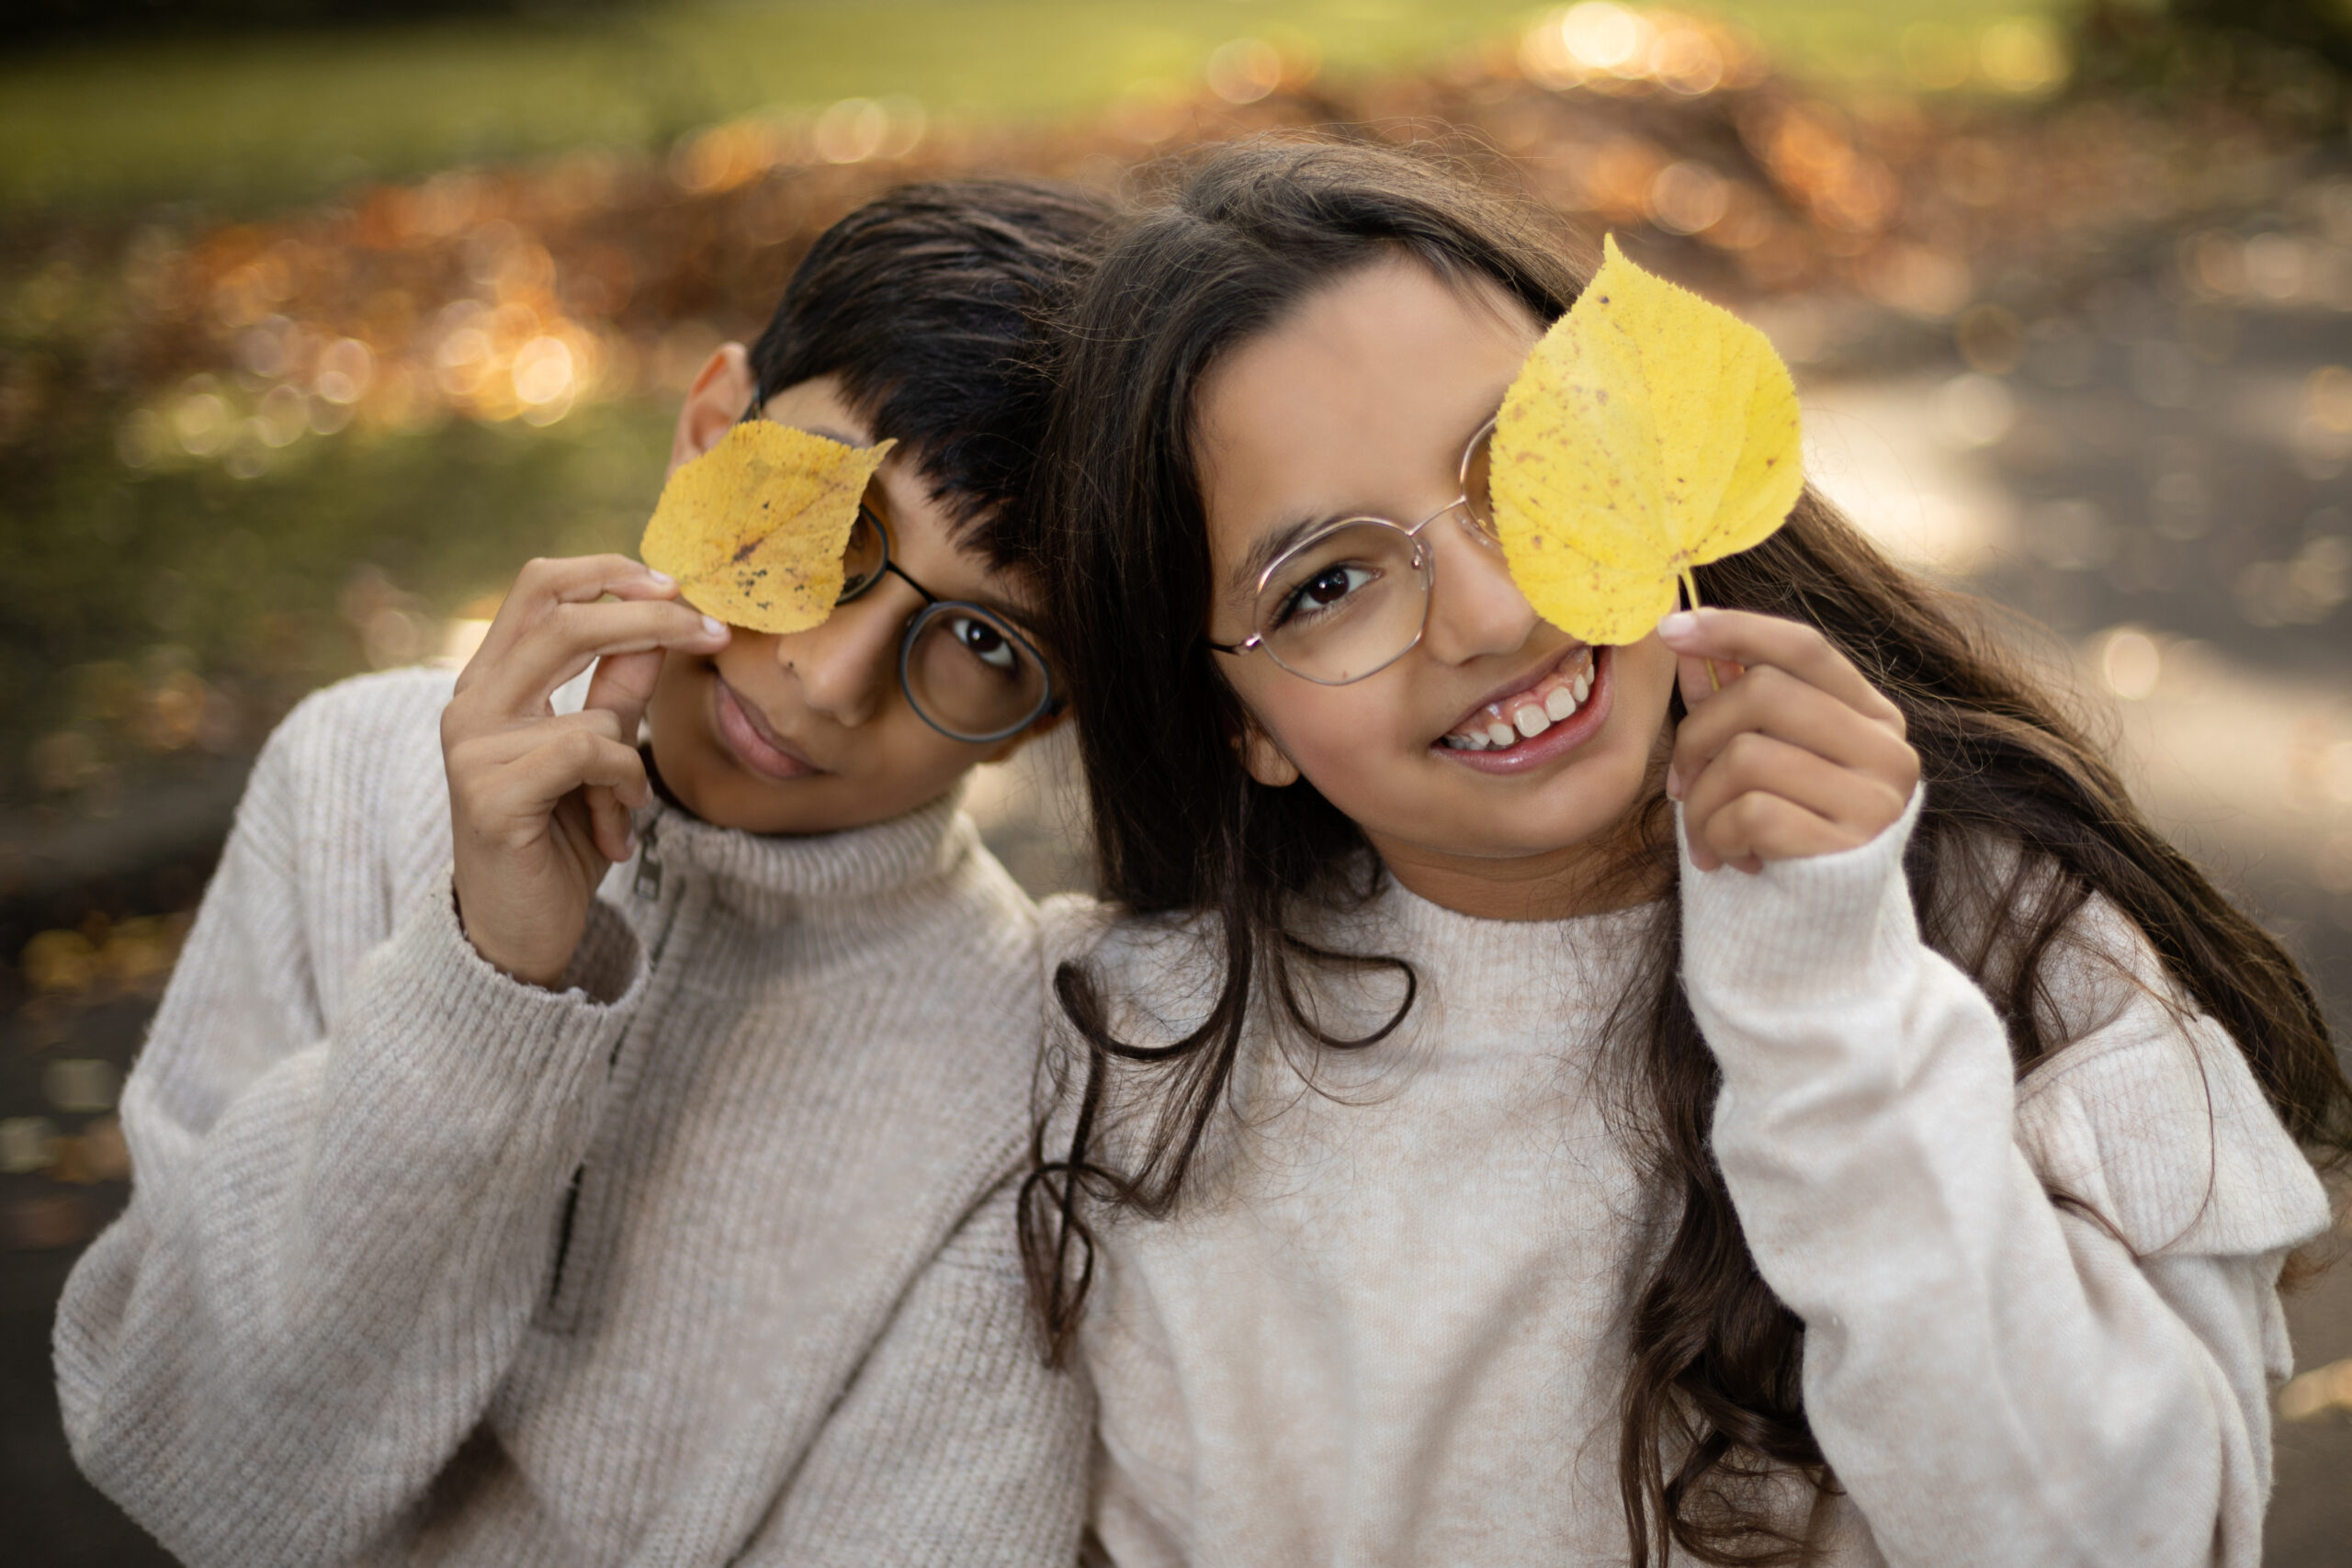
[[749, 177, 1114, 573], [1020, 139, 2352, 1567]]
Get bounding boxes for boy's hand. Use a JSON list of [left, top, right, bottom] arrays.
[[1657, 608, 1918, 875], [441, 556, 729, 987]]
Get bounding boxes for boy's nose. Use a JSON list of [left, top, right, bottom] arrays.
[[1418, 515, 1538, 666], [772, 593, 902, 727]]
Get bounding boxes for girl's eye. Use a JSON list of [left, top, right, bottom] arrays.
[[948, 615, 1019, 671], [1274, 563, 1376, 626]]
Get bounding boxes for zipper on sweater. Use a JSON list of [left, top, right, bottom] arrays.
[[542, 807, 684, 1320]]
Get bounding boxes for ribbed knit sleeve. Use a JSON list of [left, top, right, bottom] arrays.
[[1679, 790, 2330, 1567], [54, 674, 648, 1568]]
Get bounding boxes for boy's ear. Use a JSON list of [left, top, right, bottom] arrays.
[[669, 344, 757, 476]]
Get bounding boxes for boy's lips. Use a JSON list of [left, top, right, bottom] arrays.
[[1430, 644, 1611, 775], [713, 675, 823, 781]]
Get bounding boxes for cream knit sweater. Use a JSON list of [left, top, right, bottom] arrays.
[[55, 666, 1090, 1568], [1049, 794, 2331, 1566]]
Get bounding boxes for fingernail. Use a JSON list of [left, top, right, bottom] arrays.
[[701, 615, 726, 637], [1657, 611, 1696, 639], [646, 568, 675, 589], [1665, 765, 1682, 800]]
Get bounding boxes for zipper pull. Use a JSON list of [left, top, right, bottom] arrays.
[[631, 816, 662, 901]]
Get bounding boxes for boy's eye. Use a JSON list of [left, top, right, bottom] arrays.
[[947, 615, 1018, 671]]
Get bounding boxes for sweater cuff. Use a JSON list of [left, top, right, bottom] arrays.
[[1677, 784, 1924, 1014], [336, 879, 644, 1157]]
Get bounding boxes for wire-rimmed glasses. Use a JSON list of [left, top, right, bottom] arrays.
[[1206, 418, 1500, 685]]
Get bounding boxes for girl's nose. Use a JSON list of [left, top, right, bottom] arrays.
[[772, 594, 901, 727], [1418, 513, 1539, 665]]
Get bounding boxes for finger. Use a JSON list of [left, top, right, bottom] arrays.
[[482, 734, 650, 847], [1700, 789, 1864, 869], [458, 556, 682, 694], [1674, 647, 1747, 716], [447, 711, 650, 813], [582, 645, 672, 746], [583, 782, 635, 864], [1657, 608, 1897, 724], [472, 599, 726, 719], [1685, 727, 1906, 837], [1671, 665, 1916, 794]]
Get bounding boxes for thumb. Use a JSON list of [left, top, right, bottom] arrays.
[[1676, 649, 1743, 711], [584, 648, 666, 743]]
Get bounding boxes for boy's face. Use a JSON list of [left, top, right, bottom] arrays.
[[645, 345, 1056, 836]]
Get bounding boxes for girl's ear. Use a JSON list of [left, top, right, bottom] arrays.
[[1238, 716, 1301, 789], [669, 344, 756, 476]]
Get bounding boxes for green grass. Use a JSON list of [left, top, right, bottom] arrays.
[[2, 0, 2072, 216], [0, 398, 675, 796]]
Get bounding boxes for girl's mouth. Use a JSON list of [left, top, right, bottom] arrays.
[[713, 674, 822, 781], [1431, 645, 1611, 774]]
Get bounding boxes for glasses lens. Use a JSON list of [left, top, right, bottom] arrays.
[[1459, 422, 1499, 545], [837, 505, 888, 603], [904, 604, 1051, 741], [1254, 521, 1429, 684]]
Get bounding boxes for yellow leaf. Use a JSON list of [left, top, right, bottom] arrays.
[[639, 421, 896, 635], [1492, 234, 1803, 646]]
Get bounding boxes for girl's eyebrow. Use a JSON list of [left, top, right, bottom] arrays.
[[1230, 510, 1356, 598]]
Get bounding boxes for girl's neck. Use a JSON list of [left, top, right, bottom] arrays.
[[1368, 813, 1668, 923]]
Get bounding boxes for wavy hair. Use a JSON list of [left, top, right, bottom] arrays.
[[1019, 138, 2352, 1567]]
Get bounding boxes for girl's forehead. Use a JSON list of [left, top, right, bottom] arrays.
[[1195, 259, 1537, 539]]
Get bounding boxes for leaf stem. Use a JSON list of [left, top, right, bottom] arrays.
[[1679, 568, 1720, 693]]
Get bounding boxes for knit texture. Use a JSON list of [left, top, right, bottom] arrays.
[[1047, 791, 2330, 1567], [55, 665, 1090, 1568]]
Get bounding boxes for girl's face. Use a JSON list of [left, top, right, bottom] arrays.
[[1196, 257, 1678, 917]]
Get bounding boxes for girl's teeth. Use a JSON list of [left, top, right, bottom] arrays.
[[1544, 685, 1577, 722], [1514, 705, 1549, 739], [1485, 720, 1516, 748], [1573, 669, 1592, 702]]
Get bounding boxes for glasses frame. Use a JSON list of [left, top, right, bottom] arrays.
[[1206, 417, 1500, 686], [737, 400, 1058, 744]]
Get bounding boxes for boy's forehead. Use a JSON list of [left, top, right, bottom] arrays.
[[757, 375, 872, 446], [761, 373, 1042, 616]]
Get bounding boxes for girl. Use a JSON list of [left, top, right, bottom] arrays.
[[1022, 141, 2350, 1566]]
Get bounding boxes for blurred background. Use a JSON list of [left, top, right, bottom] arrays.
[[5, 1, 2351, 1561]]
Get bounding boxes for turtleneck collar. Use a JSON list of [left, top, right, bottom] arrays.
[[636, 782, 975, 929], [1363, 871, 1662, 1036]]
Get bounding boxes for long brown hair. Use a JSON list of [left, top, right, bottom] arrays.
[[1020, 138, 2352, 1566]]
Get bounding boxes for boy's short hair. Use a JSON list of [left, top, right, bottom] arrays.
[[749, 179, 1115, 574]]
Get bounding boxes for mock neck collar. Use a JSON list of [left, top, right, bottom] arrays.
[[638, 784, 973, 926]]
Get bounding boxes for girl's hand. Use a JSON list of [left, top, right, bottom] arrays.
[[1657, 608, 1918, 875], [441, 556, 729, 987]]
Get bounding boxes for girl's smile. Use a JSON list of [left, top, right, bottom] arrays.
[[1433, 643, 1605, 772]]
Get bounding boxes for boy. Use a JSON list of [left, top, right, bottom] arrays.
[[56, 181, 1108, 1567]]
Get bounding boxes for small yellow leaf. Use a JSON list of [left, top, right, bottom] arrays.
[[1492, 235, 1803, 646], [639, 422, 895, 635]]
